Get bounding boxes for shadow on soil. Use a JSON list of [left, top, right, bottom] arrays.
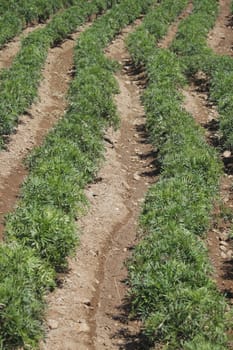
[[222, 258, 233, 282], [110, 296, 153, 350], [123, 60, 148, 88], [134, 123, 161, 178], [139, 151, 161, 178]]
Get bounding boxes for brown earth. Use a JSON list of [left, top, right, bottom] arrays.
[[208, 0, 233, 56], [0, 22, 93, 239], [40, 20, 157, 350]]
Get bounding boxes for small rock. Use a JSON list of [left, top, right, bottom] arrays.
[[219, 232, 228, 241], [123, 247, 127, 252], [77, 320, 90, 334], [220, 241, 229, 247], [221, 252, 227, 259], [122, 181, 130, 190], [83, 299, 91, 307], [220, 245, 227, 252], [223, 150, 231, 158], [48, 319, 59, 330], [133, 173, 140, 181], [212, 228, 219, 234], [227, 250, 233, 260], [90, 249, 97, 257]]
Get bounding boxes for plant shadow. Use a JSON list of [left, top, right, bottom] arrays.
[[110, 295, 153, 350]]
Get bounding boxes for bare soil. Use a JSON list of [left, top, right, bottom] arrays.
[[0, 22, 92, 239], [208, 0, 233, 56], [40, 20, 157, 350]]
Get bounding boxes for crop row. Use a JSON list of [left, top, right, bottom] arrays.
[[126, 0, 229, 348], [0, 0, 82, 48], [171, 0, 233, 151], [0, 0, 119, 148], [0, 0, 155, 349]]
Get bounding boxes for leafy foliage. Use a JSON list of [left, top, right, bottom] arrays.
[[0, 0, 100, 47], [0, 243, 54, 349], [170, 0, 233, 151], [0, 0, 121, 147]]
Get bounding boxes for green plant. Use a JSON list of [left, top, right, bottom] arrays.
[[0, 0, 82, 48], [0, 0, 120, 145], [126, 0, 228, 347], [0, 243, 54, 349]]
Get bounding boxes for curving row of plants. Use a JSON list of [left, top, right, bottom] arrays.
[[0, 0, 119, 148], [171, 0, 233, 151], [0, 0, 83, 48], [0, 0, 156, 349], [126, 0, 229, 348]]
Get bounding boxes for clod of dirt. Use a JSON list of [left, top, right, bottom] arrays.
[[48, 320, 59, 330], [223, 150, 232, 158]]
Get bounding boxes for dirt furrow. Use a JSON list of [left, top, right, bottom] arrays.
[[0, 22, 49, 70], [93, 36, 158, 349], [208, 0, 233, 56], [0, 22, 92, 239], [40, 21, 157, 350]]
